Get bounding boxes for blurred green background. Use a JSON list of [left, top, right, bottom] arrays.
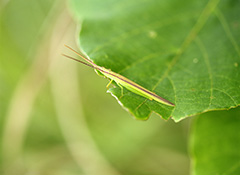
[[0, 0, 190, 174]]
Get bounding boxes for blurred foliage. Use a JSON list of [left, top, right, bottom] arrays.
[[0, 0, 239, 175], [191, 107, 240, 175]]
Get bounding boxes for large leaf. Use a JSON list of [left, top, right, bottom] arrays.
[[68, 0, 240, 121], [190, 107, 240, 175]]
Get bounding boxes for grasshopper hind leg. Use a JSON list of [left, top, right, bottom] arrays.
[[117, 83, 124, 98], [106, 80, 123, 99]]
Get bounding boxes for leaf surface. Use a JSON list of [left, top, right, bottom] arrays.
[[190, 108, 240, 175], [69, 0, 240, 121]]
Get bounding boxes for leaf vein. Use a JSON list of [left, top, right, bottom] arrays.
[[151, 0, 220, 91], [195, 37, 213, 109], [215, 8, 240, 58], [90, 13, 199, 55], [213, 88, 238, 105], [167, 76, 177, 105]]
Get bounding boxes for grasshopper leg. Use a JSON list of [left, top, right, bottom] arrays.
[[106, 79, 113, 89], [117, 83, 124, 98]]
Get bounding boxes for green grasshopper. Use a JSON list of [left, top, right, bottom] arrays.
[[63, 45, 175, 107]]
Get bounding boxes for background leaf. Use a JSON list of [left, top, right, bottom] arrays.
[[190, 108, 240, 175], [69, 0, 240, 121]]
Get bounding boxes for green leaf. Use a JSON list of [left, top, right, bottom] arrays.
[[68, 0, 240, 121], [190, 107, 240, 175]]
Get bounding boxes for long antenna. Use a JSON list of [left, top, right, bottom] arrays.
[[62, 54, 97, 69], [62, 54, 111, 75], [62, 45, 119, 76], [64, 45, 97, 67]]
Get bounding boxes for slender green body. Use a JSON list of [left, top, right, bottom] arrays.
[[99, 67, 175, 106], [63, 45, 175, 107]]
